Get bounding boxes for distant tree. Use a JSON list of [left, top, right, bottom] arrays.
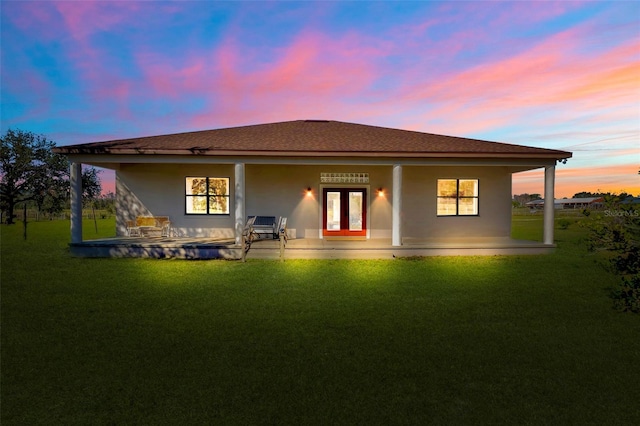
[[573, 191, 632, 204], [0, 129, 65, 224], [573, 191, 600, 198], [81, 167, 103, 232], [94, 191, 115, 215], [82, 166, 102, 202], [513, 193, 542, 207], [34, 150, 70, 218], [0, 129, 102, 224]]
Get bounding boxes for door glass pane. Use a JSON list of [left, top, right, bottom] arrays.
[[349, 192, 363, 231], [327, 192, 341, 230]]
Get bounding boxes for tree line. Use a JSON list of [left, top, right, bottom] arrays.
[[1, 129, 103, 224]]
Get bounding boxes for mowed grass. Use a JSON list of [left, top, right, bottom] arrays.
[[2, 217, 639, 425]]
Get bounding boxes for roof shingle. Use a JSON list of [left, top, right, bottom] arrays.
[[53, 120, 572, 159]]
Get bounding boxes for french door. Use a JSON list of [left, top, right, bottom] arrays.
[[322, 188, 367, 237]]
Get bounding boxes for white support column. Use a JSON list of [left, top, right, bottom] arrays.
[[543, 164, 555, 245], [392, 164, 402, 247], [70, 162, 83, 244], [234, 162, 246, 246]]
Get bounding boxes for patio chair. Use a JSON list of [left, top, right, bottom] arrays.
[[277, 216, 288, 243], [242, 216, 257, 253], [247, 215, 277, 239], [277, 217, 288, 260], [158, 218, 171, 237], [126, 220, 141, 237]]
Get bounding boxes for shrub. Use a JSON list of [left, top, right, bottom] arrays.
[[584, 207, 639, 275], [583, 203, 640, 313], [610, 274, 640, 313], [557, 218, 572, 230]]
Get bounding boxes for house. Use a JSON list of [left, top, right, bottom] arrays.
[[555, 197, 604, 209], [526, 197, 603, 210], [524, 199, 545, 210], [53, 120, 572, 259]]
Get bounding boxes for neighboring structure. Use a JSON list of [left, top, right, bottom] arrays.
[[524, 199, 545, 210], [53, 120, 572, 258], [526, 197, 603, 210], [621, 196, 640, 205]]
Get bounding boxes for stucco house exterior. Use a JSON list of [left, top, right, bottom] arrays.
[[53, 120, 572, 259]]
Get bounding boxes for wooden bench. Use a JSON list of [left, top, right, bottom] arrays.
[[127, 216, 171, 237]]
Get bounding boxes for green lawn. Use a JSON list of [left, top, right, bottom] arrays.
[[2, 217, 639, 425]]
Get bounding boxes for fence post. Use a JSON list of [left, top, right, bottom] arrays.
[[23, 204, 28, 240]]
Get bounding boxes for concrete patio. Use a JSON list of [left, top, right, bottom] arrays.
[[70, 236, 554, 260]]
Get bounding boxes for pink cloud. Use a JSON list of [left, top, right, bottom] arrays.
[[3, 66, 52, 116], [3, 2, 62, 40], [6, 0, 634, 163], [179, 30, 383, 127], [137, 51, 207, 99], [150, 8, 637, 139], [25, 1, 632, 141], [38, 1, 175, 123], [256, 31, 379, 95], [2, 1, 139, 122], [390, 22, 639, 135], [404, 30, 576, 103], [491, 1, 589, 27], [52, 1, 141, 41]]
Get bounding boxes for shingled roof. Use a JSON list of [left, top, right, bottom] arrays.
[[53, 120, 572, 160]]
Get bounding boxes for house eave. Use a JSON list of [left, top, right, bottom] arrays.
[[53, 147, 571, 161]]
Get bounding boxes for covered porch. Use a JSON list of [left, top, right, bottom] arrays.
[[67, 161, 560, 257]]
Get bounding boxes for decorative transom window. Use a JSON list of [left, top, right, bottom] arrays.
[[437, 179, 479, 216], [185, 177, 230, 215]]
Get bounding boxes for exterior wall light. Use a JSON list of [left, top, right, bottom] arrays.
[[377, 188, 384, 197], [306, 187, 313, 197]]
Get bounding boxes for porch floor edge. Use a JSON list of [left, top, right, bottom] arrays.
[[68, 237, 554, 259]]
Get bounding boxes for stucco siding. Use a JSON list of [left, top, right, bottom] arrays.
[[116, 163, 236, 238], [115, 163, 511, 240], [246, 165, 392, 239], [403, 166, 512, 238]]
